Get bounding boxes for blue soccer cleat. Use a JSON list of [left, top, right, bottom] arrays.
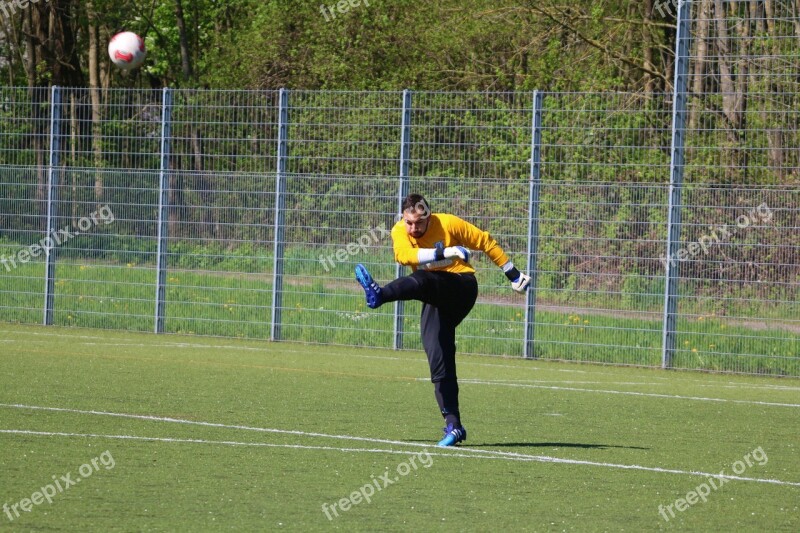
[[355, 264, 383, 309], [437, 423, 467, 447]]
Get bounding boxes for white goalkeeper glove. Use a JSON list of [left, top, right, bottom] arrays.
[[510, 273, 531, 293], [417, 243, 471, 264], [502, 261, 530, 293], [442, 245, 470, 262]]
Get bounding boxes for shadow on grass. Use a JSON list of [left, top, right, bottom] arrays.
[[471, 442, 650, 450], [405, 439, 649, 450]]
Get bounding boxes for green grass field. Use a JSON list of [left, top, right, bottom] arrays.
[[0, 323, 798, 531]]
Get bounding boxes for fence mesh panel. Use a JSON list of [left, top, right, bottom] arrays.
[[675, 0, 800, 374], [1, 1, 798, 376]]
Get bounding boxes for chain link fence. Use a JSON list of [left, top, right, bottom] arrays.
[[1, 1, 798, 375]]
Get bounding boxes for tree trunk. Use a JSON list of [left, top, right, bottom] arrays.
[[642, 0, 655, 97], [0, 17, 17, 86], [689, 0, 712, 129], [762, 0, 784, 178], [734, 1, 751, 176], [23, 3, 40, 87], [87, 0, 104, 205], [20, 1, 85, 222], [49, 0, 85, 87], [713, 0, 749, 181], [25, 7, 46, 226], [175, 0, 214, 238], [714, 0, 737, 128], [175, 0, 194, 80], [796, 0, 800, 37]]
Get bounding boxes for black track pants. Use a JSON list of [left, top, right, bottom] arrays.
[[381, 270, 478, 419]]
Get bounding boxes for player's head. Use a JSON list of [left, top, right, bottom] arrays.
[[402, 194, 431, 238]]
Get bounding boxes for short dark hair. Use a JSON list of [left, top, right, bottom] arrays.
[[402, 193, 430, 216]]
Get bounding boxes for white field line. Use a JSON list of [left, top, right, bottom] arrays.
[[0, 330, 110, 341], [457, 377, 800, 392], [4, 330, 797, 405], [77, 342, 658, 382], [0, 330, 403, 363], [75, 340, 594, 374], [0, 429, 486, 461], [4, 329, 798, 387], [77, 342, 406, 362], [4, 328, 798, 388], [2, 428, 799, 488], [1, 404, 800, 487], [0, 329, 604, 375], [457, 379, 800, 408], [6, 334, 797, 397], [8, 333, 798, 391]]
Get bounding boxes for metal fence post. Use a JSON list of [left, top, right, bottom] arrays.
[[524, 90, 543, 359], [662, 0, 692, 369], [43, 86, 62, 326], [155, 88, 173, 333], [271, 88, 290, 341], [393, 89, 412, 350]]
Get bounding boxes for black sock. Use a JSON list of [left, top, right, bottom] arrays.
[[434, 380, 461, 427], [443, 411, 460, 427]]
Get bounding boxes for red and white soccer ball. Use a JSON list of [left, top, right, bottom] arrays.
[[108, 32, 146, 70]]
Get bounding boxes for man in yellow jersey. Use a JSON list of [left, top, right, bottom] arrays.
[[355, 193, 531, 447]]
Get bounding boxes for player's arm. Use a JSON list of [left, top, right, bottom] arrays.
[[392, 223, 439, 266], [392, 224, 469, 266], [449, 216, 531, 292]]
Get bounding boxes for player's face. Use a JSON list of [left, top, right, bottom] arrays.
[[403, 209, 429, 238]]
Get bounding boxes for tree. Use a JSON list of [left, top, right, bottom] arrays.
[[87, 0, 105, 205]]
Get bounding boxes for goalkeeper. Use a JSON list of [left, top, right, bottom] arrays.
[[355, 193, 530, 447]]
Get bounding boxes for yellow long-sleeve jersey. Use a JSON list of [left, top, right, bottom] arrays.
[[391, 213, 510, 274]]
